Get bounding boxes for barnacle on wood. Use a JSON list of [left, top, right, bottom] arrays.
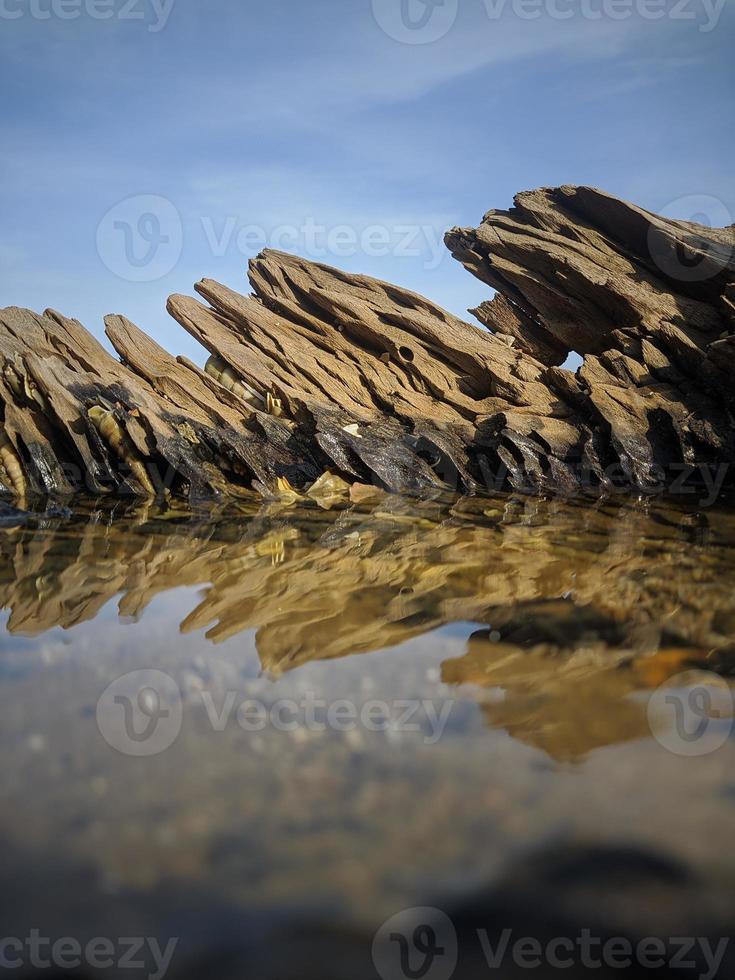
[[177, 421, 200, 445], [2, 360, 49, 415], [0, 430, 27, 498], [23, 376, 50, 415], [88, 406, 156, 497], [266, 392, 284, 418], [2, 362, 24, 400], [204, 356, 262, 407]]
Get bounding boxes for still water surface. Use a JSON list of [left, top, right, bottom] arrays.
[[1, 492, 734, 977]]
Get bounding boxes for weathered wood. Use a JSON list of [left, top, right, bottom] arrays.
[[447, 185, 735, 490], [1, 185, 734, 502]]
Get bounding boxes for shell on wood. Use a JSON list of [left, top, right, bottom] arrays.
[[266, 392, 284, 419], [2, 359, 50, 415], [0, 430, 26, 499], [88, 406, 156, 497], [2, 362, 24, 401], [204, 355, 262, 407], [23, 376, 50, 415]]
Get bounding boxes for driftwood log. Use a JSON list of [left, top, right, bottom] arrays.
[[1, 185, 733, 502]]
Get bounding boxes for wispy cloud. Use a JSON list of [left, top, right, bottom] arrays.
[[1, 0, 732, 353]]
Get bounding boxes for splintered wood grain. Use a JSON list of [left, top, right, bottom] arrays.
[[105, 314, 250, 430], [2, 184, 734, 501], [446, 184, 735, 486]]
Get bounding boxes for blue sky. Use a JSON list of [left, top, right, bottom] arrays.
[[1, 0, 733, 364]]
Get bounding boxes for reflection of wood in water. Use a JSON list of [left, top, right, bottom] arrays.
[[443, 632, 650, 761], [1, 496, 734, 688]]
